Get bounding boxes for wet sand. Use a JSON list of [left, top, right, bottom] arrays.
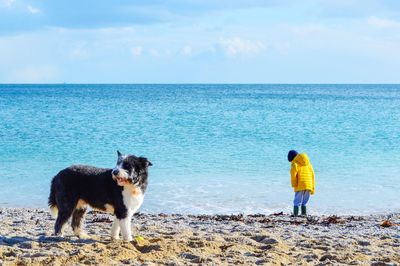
[[0, 208, 399, 265]]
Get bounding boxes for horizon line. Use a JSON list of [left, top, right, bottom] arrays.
[[1, 83, 400, 85]]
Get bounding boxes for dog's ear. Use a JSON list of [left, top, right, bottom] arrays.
[[117, 150, 122, 158], [139, 157, 152, 167]]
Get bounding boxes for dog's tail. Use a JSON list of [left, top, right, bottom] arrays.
[[48, 178, 58, 218]]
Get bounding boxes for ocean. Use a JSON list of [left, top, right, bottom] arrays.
[[0, 84, 399, 215]]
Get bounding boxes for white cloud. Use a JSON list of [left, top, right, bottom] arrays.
[[131, 46, 143, 56], [27, 5, 40, 14], [149, 48, 159, 57], [1, 0, 15, 8], [219, 37, 265, 57], [368, 16, 400, 28], [97, 26, 135, 35], [181, 45, 192, 56], [70, 43, 89, 60], [274, 41, 291, 55], [9, 65, 59, 83], [289, 24, 329, 37]]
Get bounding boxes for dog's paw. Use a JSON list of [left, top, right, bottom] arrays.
[[111, 235, 120, 240], [123, 236, 133, 242], [77, 232, 90, 239]]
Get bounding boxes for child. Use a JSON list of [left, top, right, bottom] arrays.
[[287, 150, 315, 216]]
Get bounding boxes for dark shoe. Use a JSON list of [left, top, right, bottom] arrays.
[[301, 206, 307, 216], [293, 206, 299, 216]]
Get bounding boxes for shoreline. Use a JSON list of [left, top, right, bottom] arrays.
[[1, 208, 399, 265], [2, 202, 399, 217]]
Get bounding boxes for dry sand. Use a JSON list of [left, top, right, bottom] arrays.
[[0, 208, 399, 265]]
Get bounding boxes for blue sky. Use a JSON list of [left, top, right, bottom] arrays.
[[1, 0, 400, 83]]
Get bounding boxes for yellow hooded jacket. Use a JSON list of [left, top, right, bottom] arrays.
[[290, 153, 315, 195]]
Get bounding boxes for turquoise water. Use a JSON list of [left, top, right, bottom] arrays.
[[0, 84, 399, 215]]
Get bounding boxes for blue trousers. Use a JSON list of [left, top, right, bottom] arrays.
[[293, 190, 310, 207]]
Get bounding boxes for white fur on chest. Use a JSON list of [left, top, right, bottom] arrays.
[[110, 184, 145, 242], [122, 184, 144, 213]]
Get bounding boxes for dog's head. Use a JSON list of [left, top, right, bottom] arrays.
[[112, 150, 152, 186]]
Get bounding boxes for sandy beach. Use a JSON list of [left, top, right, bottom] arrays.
[[0, 208, 399, 265]]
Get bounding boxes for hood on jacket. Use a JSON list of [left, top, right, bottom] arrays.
[[292, 153, 310, 166]]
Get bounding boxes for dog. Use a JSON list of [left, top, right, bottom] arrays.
[[48, 151, 152, 241]]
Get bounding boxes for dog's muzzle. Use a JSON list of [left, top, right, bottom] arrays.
[[112, 169, 130, 186]]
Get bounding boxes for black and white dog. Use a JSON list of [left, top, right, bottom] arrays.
[[48, 151, 152, 241]]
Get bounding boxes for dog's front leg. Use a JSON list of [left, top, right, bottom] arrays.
[[119, 211, 133, 242], [111, 216, 121, 240]]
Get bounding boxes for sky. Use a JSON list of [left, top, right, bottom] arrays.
[[0, 0, 400, 83]]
